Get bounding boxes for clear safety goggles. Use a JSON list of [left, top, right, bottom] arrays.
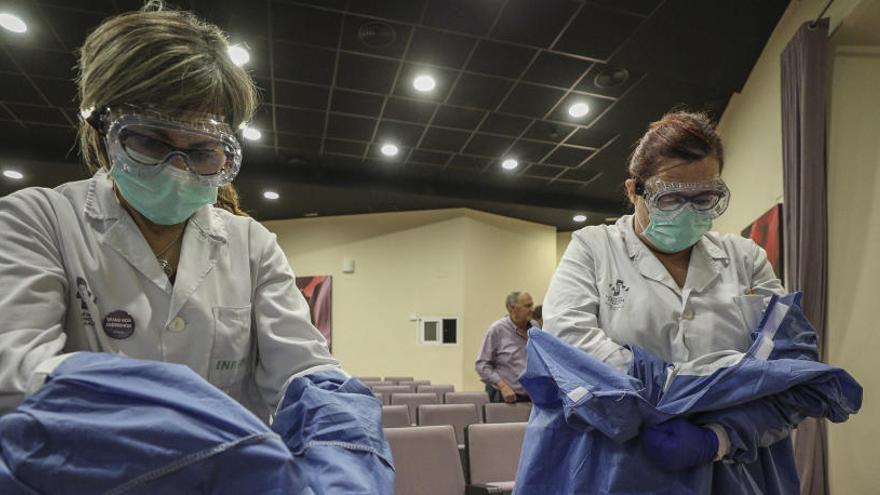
[[635, 177, 730, 219], [86, 105, 243, 187]]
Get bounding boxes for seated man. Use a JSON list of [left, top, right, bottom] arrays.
[[475, 291, 535, 403]]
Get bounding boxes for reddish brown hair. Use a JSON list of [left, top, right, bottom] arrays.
[[628, 111, 724, 180]]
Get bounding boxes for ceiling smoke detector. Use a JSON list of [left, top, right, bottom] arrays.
[[357, 21, 397, 49], [594, 67, 630, 89]]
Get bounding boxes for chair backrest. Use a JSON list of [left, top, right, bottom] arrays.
[[356, 376, 382, 382], [445, 392, 491, 421], [384, 426, 465, 495], [381, 405, 411, 428], [417, 404, 479, 445], [484, 402, 532, 424], [362, 380, 390, 388], [373, 392, 385, 405], [466, 422, 528, 485], [398, 380, 431, 389], [372, 385, 413, 402], [384, 376, 414, 384], [417, 384, 455, 402], [390, 393, 440, 425]]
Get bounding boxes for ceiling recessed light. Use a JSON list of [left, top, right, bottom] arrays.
[[0, 13, 27, 33], [2, 169, 24, 180], [568, 102, 590, 118], [381, 143, 399, 156], [227, 44, 250, 66], [413, 74, 436, 92], [501, 158, 518, 170], [242, 125, 261, 140], [263, 191, 279, 200], [573, 214, 587, 223]]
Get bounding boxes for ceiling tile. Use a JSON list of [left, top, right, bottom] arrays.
[[422, 0, 505, 36], [335, 52, 399, 94], [447, 154, 488, 170], [554, 4, 644, 60], [523, 120, 576, 142], [330, 89, 384, 117], [277, 133, 322, 153], [490, 0, 580, 47], [465, 40, 535, 78], [507, 139, 555, 161], [383, 97, 437, 124], [9, 48, 76, 79], [447, 73, 512, 109], [522, 164, 566, 178], [462, 133, 514, 157], [478, 113, 532, 136], [275, 107, 326, 135], [271, 3, 341, 47], [406, 28, 476, 69], [565, 128, 618, 149], [544, 145, 592, 167], [274, 81, 329, 110], [272, 41, 335, 83], [6, 104, 69, 126], [324, 139, 367, 156], [326, 113, 377, 141], [432, 105, 485, 130], [420, 127, 470, 152], [0, 75, 44, 105], [348, 0, 427, 23], [523, 52, 592, 88], [499, 83, 566, 118], [32, 77, 77, 108], [408, 149, 451, 166], [375, 120, 425, 147]]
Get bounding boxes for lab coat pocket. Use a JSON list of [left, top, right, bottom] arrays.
[[209, 305, 253, 389], [733, 295, 766, 333]]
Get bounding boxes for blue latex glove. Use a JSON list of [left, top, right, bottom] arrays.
[[642, 418, 718, 471]]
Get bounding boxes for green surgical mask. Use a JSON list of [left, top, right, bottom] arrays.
[[111, 163, 218, 225], [641, 205, 713, 253]]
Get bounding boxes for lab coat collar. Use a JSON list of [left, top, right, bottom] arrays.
[[619, 215, 680, 294], [618, 215, 729, 296]]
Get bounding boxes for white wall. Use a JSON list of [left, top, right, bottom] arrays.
[[825, 42, 880, 493], [264, 208, 557, 391]]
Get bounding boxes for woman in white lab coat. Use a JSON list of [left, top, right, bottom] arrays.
[[0, 3, 391, 491], [543, 111, 792, 475]]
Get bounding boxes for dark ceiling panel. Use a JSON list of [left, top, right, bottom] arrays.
[[271, 3, 341, 48], [422, 0, 505, 36], [465, 40, 535, 78], [554, 4, 645, 60], [330, 89, 385, 117], [406, 28, 475, 68], [432, 105, 485, 130], [490, 0, 580, 47], [523, 52, 592, 88], [272, 41, 335, 83], [447, 73, 512, 109], [0, 0, 790, 229]]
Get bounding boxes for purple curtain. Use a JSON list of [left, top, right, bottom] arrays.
[[780, 18, 829, 495]]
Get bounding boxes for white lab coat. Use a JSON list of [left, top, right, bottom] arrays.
[[0, 172, 339, 420], [544, 215, 784, 370]]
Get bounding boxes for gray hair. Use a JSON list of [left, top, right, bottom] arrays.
[[505, 291, 521, 311]]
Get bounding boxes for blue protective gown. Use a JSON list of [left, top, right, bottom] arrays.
[[0, 353, 393, 494], [514, 293, 862, 494]]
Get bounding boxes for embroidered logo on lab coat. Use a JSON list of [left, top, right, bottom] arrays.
[[605, 280, 630, 310]]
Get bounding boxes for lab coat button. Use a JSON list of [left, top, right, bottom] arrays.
[[168, 317, 186, 333], [681, 308, 694, 320]]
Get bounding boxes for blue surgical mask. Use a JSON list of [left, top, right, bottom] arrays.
[[111, 161, 218, 225], [641, 205, 713, 253]]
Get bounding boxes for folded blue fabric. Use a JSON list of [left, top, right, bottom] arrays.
[[515, 293, 862, 494]]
